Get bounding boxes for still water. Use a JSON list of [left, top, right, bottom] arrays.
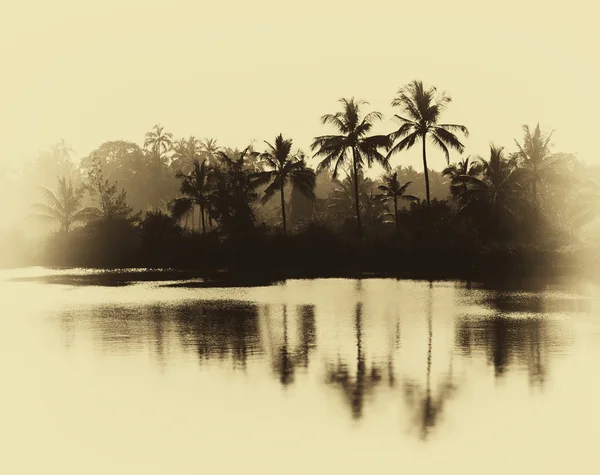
[[1, 268, 600, 474]]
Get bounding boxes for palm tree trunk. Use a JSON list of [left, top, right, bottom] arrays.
[[280, 184, 287, 236], [200, 204, 206, 235], [191, 205, 195, 231], [352, 147, 363, 238], [422, 134, 431, 210], [394, 197, 399, 231], [155, 149, 162, 209], [532, 178, 538, 216]]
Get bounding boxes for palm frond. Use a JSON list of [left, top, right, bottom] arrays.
[[71, 207, 101, 222], [290, 168, 316, 200], [387, 131, 420, 158], [169, 198, 194, 219]]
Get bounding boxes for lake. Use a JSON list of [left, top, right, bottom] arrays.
[[1, 267, 599, 474]]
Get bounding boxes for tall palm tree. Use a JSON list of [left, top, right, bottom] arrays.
[[311, 98, 391, 237], [456, 145, 526, 236], [144, 124, 174, 206], [144, 124, 174, 160], [442, 155, 482, 199], [513, 123, 555, 211], [253, 134, 316, 236], [377, 172, 418, 229], [388, 80, 469, 210], [30, 177, 100, 234], [170, 159, 212, 234]]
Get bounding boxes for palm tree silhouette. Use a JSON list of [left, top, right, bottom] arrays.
[[170, 159, 212, 234], [144, 124, 174, 160], [387, 80, 469, 210], [377, 171, 418, 230], [171, 136, 201, 176], [200, 138, 220, 163], [144, 124, 174, 207], [513, 123, 556, 212], [442, 155, 482, 199], [455, 144, 526, 236], [210, 147, 262, 234], [30, 176, 100, 234], [253, 134, 316, 236], [311, 98, 391, 238]]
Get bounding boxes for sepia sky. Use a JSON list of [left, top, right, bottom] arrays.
[[1, 0, 598, 172]]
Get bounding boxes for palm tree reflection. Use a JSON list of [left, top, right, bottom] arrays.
[[455, 315, 555, 387], [275, 305, 294, 385], [325, 301, 389, 419], [175, 301, 262, 369], [269, 304, 317, 386], [402, 283, 458, 440]]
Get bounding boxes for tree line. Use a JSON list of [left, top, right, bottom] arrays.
[[3, 79, 598, 275]]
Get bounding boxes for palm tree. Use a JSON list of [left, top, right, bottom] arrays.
[[170, 159, 212, 234], [210, 147, 262, 234], [311, 98, 391, 237], [513, 123, 555, 211], [170, 138, 188, 172], [442, 155, 482, 199], [377, 172, 418, 229], [144, 124, 174, 160], [456, 145, 526, 236], [144, 124, 174, 206], [253, 134, 316, 236], [327, 171, 376, 222], [388, 80, 469, 210], [171, 136, 202, 175], [200, 138, 220, 163], [30, 177, 100, 234]]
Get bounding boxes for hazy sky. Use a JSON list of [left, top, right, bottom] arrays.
[[1, 0, 598, 173]]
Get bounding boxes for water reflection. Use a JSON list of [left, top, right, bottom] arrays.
[[455, 315, 555, 386], [455, 286, 570, 386], [324, 302, 388, 419], [402, 283, 458, 440], [43, 278, 581, 441], [266, 304, 318, 386], [174, 301, 262, 369]]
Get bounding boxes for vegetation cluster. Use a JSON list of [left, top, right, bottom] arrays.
[[4, 80, 599, 279]]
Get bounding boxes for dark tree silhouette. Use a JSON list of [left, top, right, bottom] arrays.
[[377, 171, 418, 229], [442, 155, 482, 199], [144, 124, 174, 207], [170, 159, 212, 234], [253, 134, 316, 236], [209, 147, 262, 234], [311, 98, 392, 238], [388, 80, 469, 210], [455, 144, 526, 237]]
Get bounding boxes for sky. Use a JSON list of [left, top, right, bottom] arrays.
[[1, 0, 598, 174]]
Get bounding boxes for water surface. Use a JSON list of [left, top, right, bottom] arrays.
[[1, 268, 599, 474]]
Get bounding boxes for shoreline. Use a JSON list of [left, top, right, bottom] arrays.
[[3, 263, 591, 290]]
